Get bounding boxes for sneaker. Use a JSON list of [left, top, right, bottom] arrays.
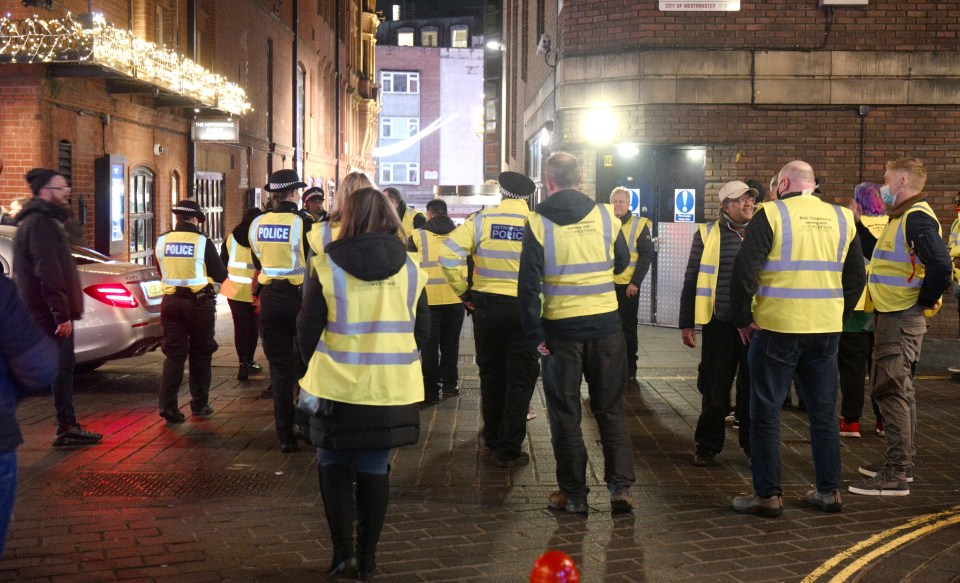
[[692, 452, 716, 467], [875, 420, 885, 437], [724, 410, 736, 422], [610, 490, 634, 513], [548, 490, 588, 514], [858, 461, 913, 483], [52, 424, 103, 446], [805, 489, 843, 513], [159, 409, 186, 423], [192, 404, 214, 417], [496, 452, 530, 468], [441, 384, 460, 397], [732, 417, 740, 430], [280, 440, 300, 454], [731, 494, 783, 518], [849, 469, 910, 496], [526, 405, 537, 421], [839, 420, 861, 438], [246, 361, 263, 373]]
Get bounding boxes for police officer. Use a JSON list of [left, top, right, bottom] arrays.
[[439, 171, 541, 468], [384, 187, 426, 234], [302, 187, 328, 223], [249, 169, 311, 453], [155, 200, 227, 423], [220, 208, 263, 381]]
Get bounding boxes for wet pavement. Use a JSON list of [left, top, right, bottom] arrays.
[[1, 298, 959, 582]]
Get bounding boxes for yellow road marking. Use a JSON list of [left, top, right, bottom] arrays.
[[802, 505, 960, 583]]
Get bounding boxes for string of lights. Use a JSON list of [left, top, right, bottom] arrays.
[[0, 13, 251, 116]]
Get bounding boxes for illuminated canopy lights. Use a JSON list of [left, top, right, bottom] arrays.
[[0, 13, 251, 116]]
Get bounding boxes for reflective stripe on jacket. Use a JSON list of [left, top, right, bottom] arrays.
[[156, 230, 211, 294], [220, 234, 256, 302], [753, 194, 855, 333], [413, 229, 464, 305], [613, 214, 651, 285], [694, 221, 721, 325], [299, 254, 426, 406], [868, 202, 941, 312], [249, 212, 306, 285]]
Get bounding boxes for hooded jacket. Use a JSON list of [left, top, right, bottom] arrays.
[[518, 188, 630, 345], [13, 198, 84, 330], [297, 232, 430, 450], [405, 214, 457, 251]]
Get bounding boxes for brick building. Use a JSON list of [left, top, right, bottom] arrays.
[[0, 0, 379, 262], [495, 0, 960, 336]]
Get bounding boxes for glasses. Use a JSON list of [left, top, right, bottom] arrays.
[[727, 195, 755, 206], [47, 186, 72, 191]]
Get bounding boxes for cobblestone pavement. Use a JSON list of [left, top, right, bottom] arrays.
[[1, 301, 958, 582]]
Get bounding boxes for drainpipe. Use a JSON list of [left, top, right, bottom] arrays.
[[186, 0, 197, 199], [292, 0, 299, 176], [335, 0, 342, 194]]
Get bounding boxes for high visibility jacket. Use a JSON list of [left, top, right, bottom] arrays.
[[949, 216, 960, 282], [412, 229, 464, 305], [613, 214, 651, 285], [155, 230, 212, 294], [851, 215, 888, 312], [868, 201, 941, 313], [220, 234, 256, 302], [249, 212, 306, 286], [439, 198, 532, 297], [401, 207, 425, 236], [299, 254, 426, 406], [693, 221, 722, 325], [753, 194, 855, 333], [306, 220, 341, 258], [527, 203, 620, 320]]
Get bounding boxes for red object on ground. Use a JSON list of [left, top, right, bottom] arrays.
[[530, 550, 581, 583]]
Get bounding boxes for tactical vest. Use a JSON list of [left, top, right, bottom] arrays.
[[155, 230, 211, 294]]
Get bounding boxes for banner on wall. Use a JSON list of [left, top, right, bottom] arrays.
[[659, 1, 740, 10]]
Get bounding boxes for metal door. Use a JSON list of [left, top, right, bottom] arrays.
[[129, 168, 155, 266], [596, 146, 706, 326], [194, 172, 225, 248]]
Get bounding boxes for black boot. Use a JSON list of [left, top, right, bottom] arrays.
[[319, 464, 356, 577], [355, 472, 389, 581], [237, 363, 249, 381]]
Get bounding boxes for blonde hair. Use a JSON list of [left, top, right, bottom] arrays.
[[886, 157, 928, 192], [330, 172, 374, 222], [337, 187, 402, 240]]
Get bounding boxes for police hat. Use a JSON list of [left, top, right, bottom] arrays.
[[171, 199, 205, 222], [303, 187, 325, 203], [265, 169, 308, 193], [498, 171, 536, 199]]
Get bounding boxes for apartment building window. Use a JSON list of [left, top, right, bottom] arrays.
[[397, 28, 414, 47], [421, 27, 438, 47], [381, 71, 420, 94], [381, 117, 420, 139], [451, 26, 469, 48], [380, 162, 420, 185]]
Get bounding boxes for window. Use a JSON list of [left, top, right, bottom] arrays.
[[451, 26, 468, 48], [381, 118, 393, 138], [380, 162, 420, 185], [381, 71, 420, 94], [408, 118, 419, 135], [380, 117, 420, 139], [421, 27, 438, 47], [397, 28, 414, 47], [392, 4, 400, 20]]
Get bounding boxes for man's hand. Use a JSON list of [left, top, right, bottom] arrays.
[[55, 321, 73, 337], [536, 340, 551, 356], [738, 322, 761, 345], [681, 328, 697, 348], [626, 283, 639, 298]]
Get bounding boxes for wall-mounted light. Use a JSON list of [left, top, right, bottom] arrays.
[[485, 40, 504, 52], [583, 107, 618, 144]]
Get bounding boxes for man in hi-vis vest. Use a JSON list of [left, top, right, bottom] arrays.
[[679, 180, 756, 468], [849, 157, 951, 497], [731, 161, 864, 518], [155, 200, 227, 423], [519, 152, 635, 514]]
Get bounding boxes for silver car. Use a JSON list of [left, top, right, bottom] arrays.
[[0, 225, 163, 370]]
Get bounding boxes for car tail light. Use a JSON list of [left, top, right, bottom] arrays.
[[84, 284, 139, 308]]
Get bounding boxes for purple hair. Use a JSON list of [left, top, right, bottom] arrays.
[[855, 182, 884, 216]]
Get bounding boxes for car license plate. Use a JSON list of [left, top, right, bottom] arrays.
[[142, 281, 163, 298]]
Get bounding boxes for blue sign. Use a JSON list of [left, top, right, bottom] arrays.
[[164, 243, 196, 257], [490, 224, 524, 241], [674, 189, 695, 223], [257, 224, 291, 242]]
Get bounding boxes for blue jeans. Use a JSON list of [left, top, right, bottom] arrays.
[[0, 451, 16, 558], [748, 330, 841, 497], [317, 448, 389, 475]]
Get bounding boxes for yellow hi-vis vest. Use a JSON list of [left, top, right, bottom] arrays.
[[439, 199, 531, 297], [155, 230, 212, 294], [527, 203, 620, 321], [868, 201, 941, 313], [401, 207, 425, 236], [299, 254, 426, 406], [413, 228, 464, 305], [249, 212, 306, 286], [949, 216, 960, 282], [753, 194, 855, 333], [694, 221, 722, 325], [613, 214, 651, 285], [306, 220, 341, 258], [219, 234, 256, 302]]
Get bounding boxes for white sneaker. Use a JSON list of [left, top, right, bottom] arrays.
[[526, 405, 537, 421]]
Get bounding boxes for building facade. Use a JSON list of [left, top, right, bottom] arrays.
[[497, 0, 960, 336], [0, 0, 378, 261]]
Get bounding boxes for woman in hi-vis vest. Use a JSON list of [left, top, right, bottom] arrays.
[[296, 187, 429, 581]]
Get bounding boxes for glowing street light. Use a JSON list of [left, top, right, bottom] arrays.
[[582, 107, 618, 144]]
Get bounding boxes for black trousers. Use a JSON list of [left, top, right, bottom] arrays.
[[838, 331, 873, 422], [159, 293, 218, 412], [473, 293, 540, 455], [228, 298, 259, 364], [260, 283, 303, 444], [615, 284, 640, 377], [693, 318, 751, 456], [421, 302, 466, 398]]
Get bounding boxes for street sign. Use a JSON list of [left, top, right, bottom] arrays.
[[674, 189, 695, 222], [659, 1, 740, 10]]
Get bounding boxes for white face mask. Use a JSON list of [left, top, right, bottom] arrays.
[[880, 184, 897, 207]]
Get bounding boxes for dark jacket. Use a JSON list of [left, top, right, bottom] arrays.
[[518, 189, 630, 346], [160, 222, 228, 285], [0, 273, 58, 452], [406, 214, 457, 251], [731, 192, 866, 329], [220, 216, 256, 266], [618, 214, 654, 288], [678, 212, 744, 329], [886, 193, 952, 309], [297, 232, 430, 451], [13, 198, 84, 331]]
